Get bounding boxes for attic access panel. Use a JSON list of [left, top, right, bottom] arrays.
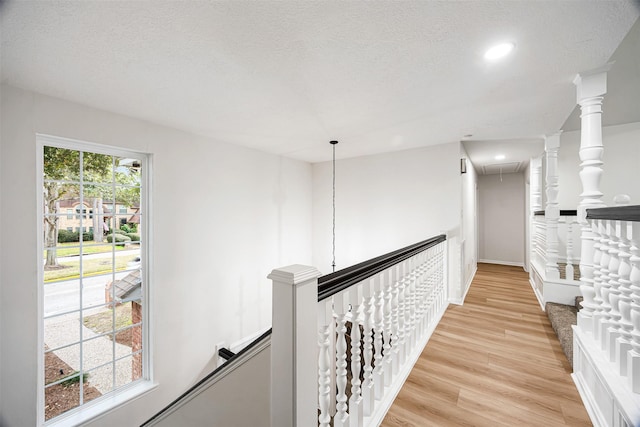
[[482, 162, 522, 175]]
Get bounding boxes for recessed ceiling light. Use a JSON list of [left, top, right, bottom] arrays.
[[484, 42, 515, 61], [495, 154, 506, 160]]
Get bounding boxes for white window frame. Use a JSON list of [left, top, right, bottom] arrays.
[[36, 134, 155, 427]]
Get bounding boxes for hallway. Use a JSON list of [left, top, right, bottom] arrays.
[[381, 263, 591, 426]]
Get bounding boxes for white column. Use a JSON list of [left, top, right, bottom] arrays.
[[545, 133, 561, 280], [269, 265, 322, 427], [574, 66, 610, 334]]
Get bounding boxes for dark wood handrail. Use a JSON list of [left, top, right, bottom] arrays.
[[534, 210, 578, 216], [317, 234, 446, 301], [586, 205, 640, 222]]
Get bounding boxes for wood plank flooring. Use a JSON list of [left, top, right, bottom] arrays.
[[381, 263, 591, 427]]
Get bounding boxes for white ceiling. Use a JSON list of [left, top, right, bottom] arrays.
[[1, 1, 638, 164]]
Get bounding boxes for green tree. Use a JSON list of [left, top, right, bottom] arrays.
[[43, 147, 140, 267]]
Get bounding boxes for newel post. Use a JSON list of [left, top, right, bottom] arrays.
[[574, 65, 611, 334], [269, 265, 322, 427]]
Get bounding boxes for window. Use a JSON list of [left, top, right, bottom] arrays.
[[40, 136, 149, 424], [119, 205, 127, 214], [66, 209, 73, 219]]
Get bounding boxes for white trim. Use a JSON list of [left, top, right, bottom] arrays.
[[450, 264, 476, 305], [46, 381, 157, 427], [478, 259, 525, 268]]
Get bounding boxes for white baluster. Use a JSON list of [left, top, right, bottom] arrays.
[[360, 278, 375, 416], [598, 221, 614, 348], [372, 273, 385, 399], [616, 221, 633, 376], [334, 292, 349, 427], [627, 222, 640, 392], [390, 265, 400, 375], [382, 270, 393, 386], [565, 216, 576, 281], [605, 220, 623, 360], [592, 220, 608, 342], [396, 261, 407, 366], [403, 259, 412, 359], [318, 301, 333, 427], [349, 285, 363, 427]]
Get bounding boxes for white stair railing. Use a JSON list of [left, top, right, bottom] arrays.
[[269, 235, 448, 427], [573, 206, 640, 426]]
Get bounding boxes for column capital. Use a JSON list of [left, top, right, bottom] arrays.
[[573, 62, 614, 103]]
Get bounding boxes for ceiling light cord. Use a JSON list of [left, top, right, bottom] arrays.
[[330, 140, 338, 272]]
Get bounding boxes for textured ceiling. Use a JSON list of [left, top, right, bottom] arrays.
[[1, 1, 638, 163]]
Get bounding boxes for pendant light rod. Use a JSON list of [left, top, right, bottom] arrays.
[[330, 140, 338, 272]]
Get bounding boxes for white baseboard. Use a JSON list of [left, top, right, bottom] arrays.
[[478, 259, 525, 268], [450, 265, 476, 305]]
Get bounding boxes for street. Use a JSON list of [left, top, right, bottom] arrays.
[[44, 249, 141, 318]]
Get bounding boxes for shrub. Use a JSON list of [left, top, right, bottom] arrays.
[[120, 224, 132, 233], [57, 229, 77, 243], [106, 234, 132, 246], [57, 230, 93, 243], [124, 233, 140, 242]]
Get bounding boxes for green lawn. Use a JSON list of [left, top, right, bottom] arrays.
[[43, 242, 132, 258], [44, 255, 135, 282]]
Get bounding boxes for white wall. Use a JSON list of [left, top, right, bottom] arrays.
[[154, 343, 270, 427], [460, 145, 478, 302], [478, 172, 525, 266], [558, 121, 640, 208], [0, 85, 312, 426], [311, 142, 463, 297]]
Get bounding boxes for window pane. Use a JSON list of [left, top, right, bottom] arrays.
[[44, 313, 81, 350], [83, 335, 114, 372], [44, 280, 80, 316], [115, 354, 141, 388], [44, 147, 80, 182], [115, 157, 141, 187], [83, 152, 113, 184], [45, 344, 80, 386], [45, 377, 81, 421], [85, 363, 114, 398], [82, 303, 115, 337]]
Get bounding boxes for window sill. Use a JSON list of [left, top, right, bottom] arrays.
[[45, 381, 157, 427]]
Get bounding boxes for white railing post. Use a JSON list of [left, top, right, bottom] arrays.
[[545, 133, 561, 280], [574, 66, 610, 334], [269, 265, 321, 427]]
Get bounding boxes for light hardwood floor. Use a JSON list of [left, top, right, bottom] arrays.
[[381, 263, 592, 427]]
